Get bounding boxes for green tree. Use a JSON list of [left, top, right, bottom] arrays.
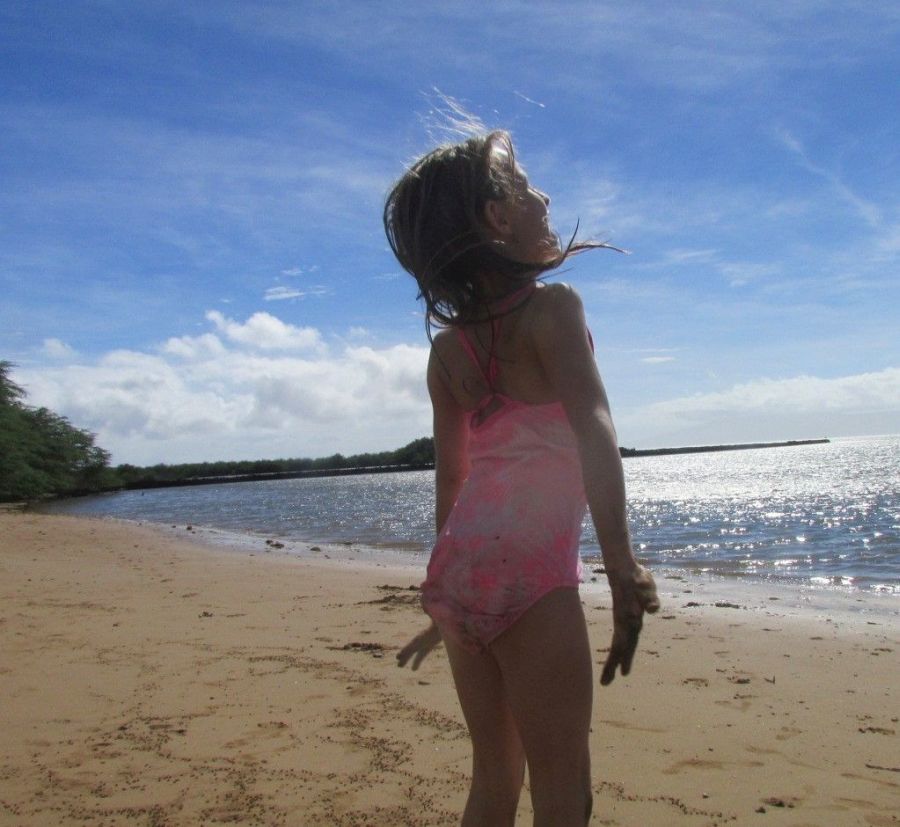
[[0, 361, 114, 501], [393, 436, 434, 466]]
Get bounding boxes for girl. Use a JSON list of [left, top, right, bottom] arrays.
[[384, 130, 659, 826]]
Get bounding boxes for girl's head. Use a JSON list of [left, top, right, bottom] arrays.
[[385, 130, 604, 328]]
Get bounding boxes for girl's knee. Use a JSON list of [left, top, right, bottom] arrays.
[[471, 749, 525, 794], [528, 755, 592, 824], [466, 767, 523, 826]]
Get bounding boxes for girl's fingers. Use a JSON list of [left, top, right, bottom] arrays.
[[397, 624, 442, 670], [396, 645, 413, 667], [600, 655, 617, 685], [600, 574, 656, 685]]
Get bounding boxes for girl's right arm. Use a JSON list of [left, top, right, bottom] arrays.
[[533, 284, 660, 684], [427, 343, 470, 534], [397, 345, 469, 671]]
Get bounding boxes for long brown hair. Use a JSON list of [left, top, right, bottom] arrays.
[[383, 130, 615, 331]]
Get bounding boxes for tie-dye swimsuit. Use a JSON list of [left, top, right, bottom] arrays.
[[422, 290, 588, 652]]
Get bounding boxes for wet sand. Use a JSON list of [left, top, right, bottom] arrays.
[[0, 512, 897, 825]]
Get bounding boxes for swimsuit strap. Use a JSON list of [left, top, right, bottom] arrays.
[[487, 281, 537, 315], [455, 322, 503, 403], [455, 282, 537, 398], [456, 327, 491, 385]]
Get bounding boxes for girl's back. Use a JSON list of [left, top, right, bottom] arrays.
[[431, 281, 587, 414]]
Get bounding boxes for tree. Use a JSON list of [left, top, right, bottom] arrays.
[[0, 361, 114, 501], [393, 436, 434, 466]]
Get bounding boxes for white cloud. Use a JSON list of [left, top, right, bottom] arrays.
[[214, 3, 900, 98], [717, 261, 782, 288], [512, 90, 546, 108], [162, 333, 226, 360], [41, 338, 76, 360], [774, 127, 884, 228], [764, 198, 811, 219], [662, 248, 718, 265], [15, 308, 899, 465], [619, 367, 900, 447], [281, 267, 304, 276], [874, 222, 900, 257], [23, 351, 247, 442], [263, 285, 330, 301], [649, 368, 900, 416], [15, 313, 431, 465], [206, 310, 324, 351], [264, 286, 305, 301]]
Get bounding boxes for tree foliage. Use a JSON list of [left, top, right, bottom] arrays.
[[1, 359, 436, 498], [0, 361, 114, 501], [113, 436, 435, 488]]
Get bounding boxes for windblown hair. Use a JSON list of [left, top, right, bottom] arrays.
[[383, 130, 613, 330]]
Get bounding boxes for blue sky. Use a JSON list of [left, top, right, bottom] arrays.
[[3, 1, 898, 465]]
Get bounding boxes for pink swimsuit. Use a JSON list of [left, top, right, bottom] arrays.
[[422, 296, 588, 652]]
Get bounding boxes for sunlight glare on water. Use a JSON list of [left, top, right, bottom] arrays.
[[39, 436, 899, 593], [620, 437, 898, 591]]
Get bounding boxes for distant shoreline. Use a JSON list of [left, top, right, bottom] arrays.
[[120, 438, 830, 491], [619, 437, 830, 458]]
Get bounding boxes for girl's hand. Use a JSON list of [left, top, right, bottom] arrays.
[[396, 622, 442, 671], [600, 565, 660, 685]]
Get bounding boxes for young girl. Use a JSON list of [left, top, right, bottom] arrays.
[[384, 130, 659, 826]]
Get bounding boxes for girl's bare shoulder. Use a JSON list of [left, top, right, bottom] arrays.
[[531, 282, 586, 328], [427, 328, 458, 379], [430, 327, 457, 356]]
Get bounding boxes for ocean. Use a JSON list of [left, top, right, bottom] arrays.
[[38, 435, 899, 595]]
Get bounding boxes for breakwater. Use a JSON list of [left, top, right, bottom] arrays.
[[123, 438, 830, 491]]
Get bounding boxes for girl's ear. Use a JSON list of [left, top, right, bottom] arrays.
[[482, 198, 513, 238]]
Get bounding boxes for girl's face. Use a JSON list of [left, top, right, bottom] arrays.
[[508, 167, 558, 264], [487, 145, 559, 265]]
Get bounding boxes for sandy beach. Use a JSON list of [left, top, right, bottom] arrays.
[[0, 512, 897, 826]]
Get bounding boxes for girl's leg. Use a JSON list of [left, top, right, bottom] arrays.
[[443, 636, 527, 827], [490, 588, 594, 826]]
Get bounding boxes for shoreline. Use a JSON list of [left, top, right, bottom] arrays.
[[1, 512, 897, 825], [27, 433, 900, 602], [92, 512, 900, 624]]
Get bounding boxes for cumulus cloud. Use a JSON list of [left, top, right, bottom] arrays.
[[41, 338, 77, 360], [162, 332, 227, 360], [648, 368, 900, 416], [23, 350, 248, 442], [205, 310, 324, 351], [620, 367, 900, 447], [16, 307, 898, 465], [15, 311, 431, 464]]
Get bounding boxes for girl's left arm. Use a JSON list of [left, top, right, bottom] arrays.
[[533, 284, 660, 685]]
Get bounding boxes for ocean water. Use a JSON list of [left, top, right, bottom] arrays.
[[38, 435, 899, 594]]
